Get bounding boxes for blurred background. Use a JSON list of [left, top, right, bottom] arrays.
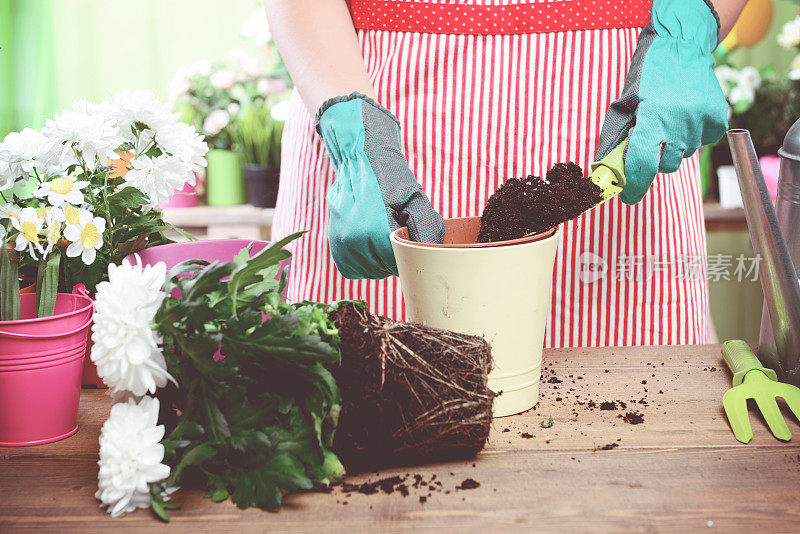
[[2, 0, 800, 343]]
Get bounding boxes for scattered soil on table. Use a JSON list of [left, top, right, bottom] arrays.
[[456, 478, 481, 490], [336, 473, 481, 505], [331, 303, 495, 471], [477, 162, 602, 242], [619, 411, 645, 425], [520, 432, 534, 439], [599, 401, 618, 410], [595, 442, 619, 451]]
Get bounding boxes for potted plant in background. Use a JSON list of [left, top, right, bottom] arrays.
[[0, 90, 208, 430], [230, 99, 286, 208], [170, 49, 289, 207]]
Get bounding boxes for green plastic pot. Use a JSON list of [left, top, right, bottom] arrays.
[[206, 149, 247, 206]]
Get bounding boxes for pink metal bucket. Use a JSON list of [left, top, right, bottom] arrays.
[[0, 292, 93, 336], [0, 343, 87, 367], [0, 349, 85, 446]]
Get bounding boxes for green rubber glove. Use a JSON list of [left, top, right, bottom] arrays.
[[316, 93, 444, 279], [595, 0, 729, 205]]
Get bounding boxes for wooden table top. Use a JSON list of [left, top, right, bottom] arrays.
[[2, 344, 799, 532]]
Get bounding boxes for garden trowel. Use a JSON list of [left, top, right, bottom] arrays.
[[721, 339, 800, 444], [588, 138, 627, 205]]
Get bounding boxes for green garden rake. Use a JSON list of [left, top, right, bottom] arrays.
[[721, 340, 800, 444]]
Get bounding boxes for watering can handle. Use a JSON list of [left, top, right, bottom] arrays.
[[722, 339, 778, 386]]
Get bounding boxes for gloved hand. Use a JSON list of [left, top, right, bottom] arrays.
[[595, 0, 729, 205], [316, 92, 445, 279]]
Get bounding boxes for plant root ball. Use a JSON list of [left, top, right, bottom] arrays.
[[478, 162, 601, 242], [330, 303, 494, 471]]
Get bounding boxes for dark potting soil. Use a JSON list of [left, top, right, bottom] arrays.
[[620, 411, 645, 425], [477, 162, 602, 242], [596, 442, 619, 451], [456, 478, 481, 490], [330, 303, 494, 471]]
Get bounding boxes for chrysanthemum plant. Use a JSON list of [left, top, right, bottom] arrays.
[[0, 91, 208, 320], [92, 234, 345, 520]]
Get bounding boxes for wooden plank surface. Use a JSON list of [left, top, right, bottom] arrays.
[[2, 344, 800, 533]]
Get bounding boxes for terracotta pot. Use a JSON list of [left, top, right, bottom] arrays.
[[391, 216, 559, 417]]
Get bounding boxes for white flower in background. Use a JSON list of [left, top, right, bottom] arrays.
[[91, 257, 174, 398], [241, 9, 272, 46], [270, 100, 291, 122], [43, 109, 124, 171], [227, 102, 241, 116], [790, 54, 800, 81], [10, 207, 44, 259], [63, 209, 105, 264], [124, 154, 192, 208], [778, 16, 800, 50], [714, 65, 737, 87], [737, 66, 761, 92], [167, 68, 192, 101], [729, 85, 755, 106], [96, 396, 170, 518], [41, 207, 65, 254], [0, 127, 58, 185], [112, 90, 177, 144], [209, 69, 237, 89], [155, 121, 208, 173], [34, 176, 89, 207], [202, 109, 230, 135], [191, 58, 212, 77]]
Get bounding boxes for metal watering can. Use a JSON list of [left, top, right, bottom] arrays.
[[728, 126, 800, 385]]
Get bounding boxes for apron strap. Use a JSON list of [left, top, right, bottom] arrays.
[[349, 0, 651, 35]]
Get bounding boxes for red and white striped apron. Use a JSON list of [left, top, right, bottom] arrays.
[[273, 0, 710, 347]]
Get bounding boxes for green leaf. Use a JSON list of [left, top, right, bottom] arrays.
[[169, 443, 217, 485], [227, 232, 303, 310], [35, 250, 60, 318], [0, 246, 20, 321]]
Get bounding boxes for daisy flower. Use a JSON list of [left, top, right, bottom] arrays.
[[41, 207, 65, 255], [10, 207, 44, 259], [96, 396, 171, 518], [35, 176, 89, 207], [91, 257, 175, 398], [63, 208, 105, 264]]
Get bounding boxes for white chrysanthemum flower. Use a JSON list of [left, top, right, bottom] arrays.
[[124, 154, 193, 208], [112, 90, 178, 145], [35, 176, 89, 207], [43, 109, 124, 171], [96, 396, 170, 518], [0, 128, 58, 187], [154, 121, 208, 173], [63, 208, 105, 264], [91, 257, 174, 397], [778, 16, 800, 50], [202, 109, 230, 135], [10, 207, 44, 259]]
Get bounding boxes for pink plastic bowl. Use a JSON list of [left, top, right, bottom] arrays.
[[0, 293, 93, 336], [0, 343, 87, 367], [0, 348, 85, 446]]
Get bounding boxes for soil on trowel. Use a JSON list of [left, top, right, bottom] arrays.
[[477, 162, 603, 242]]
